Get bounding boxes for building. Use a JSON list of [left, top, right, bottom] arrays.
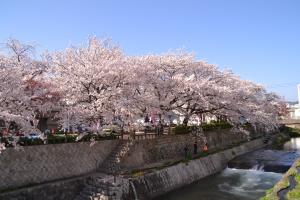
[[287, 84, 300, 119]]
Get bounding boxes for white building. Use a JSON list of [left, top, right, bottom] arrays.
[[287, 84, 300, 119]]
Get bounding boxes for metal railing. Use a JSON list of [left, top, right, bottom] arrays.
[[116, 132, 159, 140]]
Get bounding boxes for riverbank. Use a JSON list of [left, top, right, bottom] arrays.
[[128, 138, 265, 199], [261, 158, 300, 200], [0, 130, 285, 200], [261, 130, 300, 200], [155, 168, 282, 200]]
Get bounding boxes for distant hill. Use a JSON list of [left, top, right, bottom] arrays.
[[287, 101, 298, 105]]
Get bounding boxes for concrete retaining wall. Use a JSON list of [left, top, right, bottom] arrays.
[[0, 130, 256, 200], [0, 175, 88, 200], [0, 140, 119, 191], [0, 137, 263, 200], [131, 138, 264, 199], [121, 130, 247, 170]]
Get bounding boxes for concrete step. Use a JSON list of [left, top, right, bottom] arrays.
[[98, 141, 131, 173]]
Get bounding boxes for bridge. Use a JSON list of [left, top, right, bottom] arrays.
[[280, 119, 300, 129]]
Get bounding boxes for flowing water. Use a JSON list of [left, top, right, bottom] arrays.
[[155, 137, 300, 200], [129, 181, 139, 200], [283, 137, 300, 151], [155, 168, 282, 200]]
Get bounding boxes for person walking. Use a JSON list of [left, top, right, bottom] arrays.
[[184, 145, 189, 158], [203, 142, 208, 152], [193, 141, 198, 155]]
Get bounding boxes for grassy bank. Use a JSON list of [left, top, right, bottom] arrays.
[[280, 126, 300, 138], [271, 126, 300, 149], [260, 158, 300, 200]]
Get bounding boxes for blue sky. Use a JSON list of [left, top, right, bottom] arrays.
[[1, 0, 299, 101]]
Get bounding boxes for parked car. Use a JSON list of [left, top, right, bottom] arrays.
[[26, 133, 43, 140], [18, 133, 44, 146]]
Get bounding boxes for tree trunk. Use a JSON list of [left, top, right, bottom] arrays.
[[183, 115, 190, 126], [168, 115, 172, 134]]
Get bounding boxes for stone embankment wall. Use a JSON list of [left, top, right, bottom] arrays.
[[120, 130, 247, 171], [0, 129, 253, 200], [0, 140, 119, 191], [130, 138, 264, 199], [0, 175, 88, 200]]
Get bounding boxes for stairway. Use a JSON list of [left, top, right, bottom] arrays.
[[74, 140, 134, 200], [99, 140, 132, 174], [74, 175, 127, 200]]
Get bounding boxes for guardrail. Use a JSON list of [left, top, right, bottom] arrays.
[[116, 132, 159, 140]]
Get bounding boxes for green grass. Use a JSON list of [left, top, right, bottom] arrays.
[[260, 177, 289, 200], [295, 160, 300, 168], [131, 171, 145, 177], [286, 174, 300, 200], [260, 159, 300, 200]]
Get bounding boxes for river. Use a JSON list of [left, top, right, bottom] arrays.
[[283, 137, 300, 151], [155, 168, 282, 200], [155, 137, 300, 200]]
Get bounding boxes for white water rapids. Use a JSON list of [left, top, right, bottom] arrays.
[[155, 138, 300, 200], [155, 168, 282, 200]]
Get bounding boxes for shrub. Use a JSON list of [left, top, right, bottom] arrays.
[[279, 125, 300, 137], [174, 121, 232, 134], [102, 133, 117, 140], [78, 133, 117, 142], [46, 134, 79, 144], [174, 125, 190, 134], [47, 134, 66, 144], [201, 123, 215, 131], [201, 120, 232, 131], [66, 134, 77, 143]]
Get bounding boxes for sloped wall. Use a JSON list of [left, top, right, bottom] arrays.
[[120, 130, 247, 170], [130, 138, 264, 199], [0, 140, 119, 191]]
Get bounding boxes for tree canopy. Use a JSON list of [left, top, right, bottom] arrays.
[[0, 37, 284, 151]]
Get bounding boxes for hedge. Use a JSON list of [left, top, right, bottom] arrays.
[[174, 120, 233, 135]]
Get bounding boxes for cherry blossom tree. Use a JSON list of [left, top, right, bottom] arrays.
[[50, 37, 136, 133], [0, 39, 57, 150], [130, 52, 195, 125], [0, 37, 284, 153]]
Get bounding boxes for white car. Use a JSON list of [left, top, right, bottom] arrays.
[[26, 133, 42, 140]]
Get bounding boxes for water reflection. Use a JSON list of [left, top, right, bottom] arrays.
[[155, 168, 282, 200], [283, 137, 300, 151]]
